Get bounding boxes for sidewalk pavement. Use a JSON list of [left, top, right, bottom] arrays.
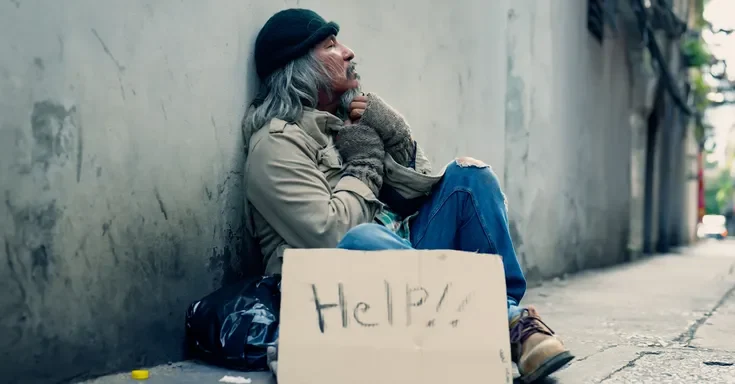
[[85, 239, 735, 384]]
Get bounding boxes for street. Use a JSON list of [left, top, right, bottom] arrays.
[[87, 239, 735, 384], [528, 238, 735, 383]]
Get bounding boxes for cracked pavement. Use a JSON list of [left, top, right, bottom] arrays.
[[85, 240, 735, 384], [528, 239, 735, 383]]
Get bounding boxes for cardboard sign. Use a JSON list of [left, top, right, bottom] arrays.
[[278, 249, 512, 384]]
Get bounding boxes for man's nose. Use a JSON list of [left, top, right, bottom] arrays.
[[342, 45, 355, 61]]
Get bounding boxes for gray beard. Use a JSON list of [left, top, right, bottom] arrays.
[[336, 86, 361, 121], [335, 62, 361, 121]]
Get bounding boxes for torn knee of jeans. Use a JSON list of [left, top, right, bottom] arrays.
[[455, 157, 489, 168]]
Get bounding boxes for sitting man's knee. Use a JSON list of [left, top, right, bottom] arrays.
[[445, 157, 501, 187], [443, 158, 506, 209], [345, 223, 387, 239], [338, 223, 389, 249], [455, 156, 489, 169]]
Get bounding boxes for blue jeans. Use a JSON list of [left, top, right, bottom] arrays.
[[338, 161, 526, 321]]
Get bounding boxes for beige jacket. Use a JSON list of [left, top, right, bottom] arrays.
[[245, 108, 444, 275]]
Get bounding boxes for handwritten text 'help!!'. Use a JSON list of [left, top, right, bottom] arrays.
[[310, 282, 476, 333]]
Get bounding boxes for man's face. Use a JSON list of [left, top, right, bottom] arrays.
[[314, 35, 358, 94]]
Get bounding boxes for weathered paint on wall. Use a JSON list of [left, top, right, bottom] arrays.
[[0, 0, 509, 382], [504, 0, 634, 279], [0, 2, 260, 382]]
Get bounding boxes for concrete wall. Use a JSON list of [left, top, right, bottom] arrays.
[[645, 35, 694, 252], [683, 122, 700, 243], [504, 0, 633, 279], [0, 0, 509, 382], [621, 0, 660, 260]]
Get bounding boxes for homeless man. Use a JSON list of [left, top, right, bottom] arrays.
[[242, 8, 574, 383]]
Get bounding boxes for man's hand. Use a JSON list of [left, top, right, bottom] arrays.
[[335, 123, 385, 195], [348, 95, 368, 123], [355, 93, 414, 168]]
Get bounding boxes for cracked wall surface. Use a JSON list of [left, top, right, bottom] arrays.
[[0, 0, 508, 382], [504, 0, 634, 279]]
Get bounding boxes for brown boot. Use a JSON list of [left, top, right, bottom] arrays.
[[510, 306, 574, 383]]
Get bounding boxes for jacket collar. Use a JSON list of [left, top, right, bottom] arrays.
[[298, 108, 344, 147]]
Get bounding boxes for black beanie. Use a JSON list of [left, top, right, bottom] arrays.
[[254, 9, 340, 80]]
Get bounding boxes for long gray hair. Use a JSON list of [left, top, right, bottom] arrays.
[[242, 50, 360, 147]]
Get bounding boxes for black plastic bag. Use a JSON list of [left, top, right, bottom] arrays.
[[185, 275, 281, 371]]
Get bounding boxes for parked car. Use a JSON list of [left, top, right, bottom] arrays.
[[697, 215, 729, 240]]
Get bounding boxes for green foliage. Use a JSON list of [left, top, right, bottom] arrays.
[[693, 0, 708, 29], [682, 36, 713, 67], [693, 70, 711, 110], [705, 147, 735, 215], [705, 167, 734, 214], [691, 70, 712, 145]]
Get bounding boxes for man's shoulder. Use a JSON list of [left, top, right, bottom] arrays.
[[249, 118, 314, 155], [263, 117, 292, 134], [249, 118, 297, 140]]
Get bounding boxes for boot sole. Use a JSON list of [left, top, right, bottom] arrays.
[[520, 350, 575, 383]]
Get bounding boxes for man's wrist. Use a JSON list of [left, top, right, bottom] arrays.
[[361, 93, 408, 138]]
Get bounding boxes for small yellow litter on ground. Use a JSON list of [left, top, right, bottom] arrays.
[[131, 370, 149, 380]]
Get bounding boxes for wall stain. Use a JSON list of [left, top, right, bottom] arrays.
[[30, 101, 77, 171], [33, 57, 44, 71], [209, 224, 248, 286], [106, 232, 120, 265], [90, 28, 127, 101], [154, 188, 168, 220], [90, 28, 125, 72], [525, 265, 544, 283], [208, 246, 227, 286], [118, 76, 126, 101], [10, 0, 19, 8], [74, 106, 83, 182], [101, 220, 111, 236], [57, 35, 64, 61], [504, 54, 529, 184], [4, 98, 76, 309], [5, 197, 60, 291], [74, 228, 92, 257], [7, 199, 59, 244], [217, 171, 241, 197], [31, 245, 50, 281], [508, 219, 524, 249], [4, 237, 29, 350], [5, 236, 28, 305]]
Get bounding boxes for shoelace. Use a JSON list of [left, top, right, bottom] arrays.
[[510, 310, 555, 344]]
